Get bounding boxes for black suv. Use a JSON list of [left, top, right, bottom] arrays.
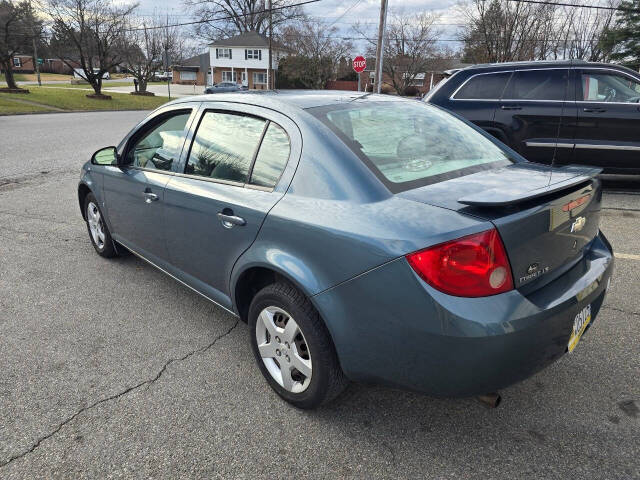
[[425, 60, 640, 174]]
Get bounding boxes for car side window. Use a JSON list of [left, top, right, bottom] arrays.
[[580, 71, 640, 103], [249, 123, 290, 188], [185, 111, 266, 183], [504, 69, 567, 101], [453, 72, 511, 100], [125, 111, 191, 171]]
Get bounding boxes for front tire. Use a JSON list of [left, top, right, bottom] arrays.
[[84, 192, 117, 258], [249, 281, 348, 409]]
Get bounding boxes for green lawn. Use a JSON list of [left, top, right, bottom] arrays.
[[0, 86, 169, 114], [0, 96, 54, 114], [0, 72, 73, 83], [41, 80, 136, 89]]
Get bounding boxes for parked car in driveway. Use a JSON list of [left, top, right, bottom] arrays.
[[204, 82, 247, 93], [79, 91, 614, 408], [425, 60, 640, 174]]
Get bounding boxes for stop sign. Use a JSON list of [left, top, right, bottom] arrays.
[[353, 56, 366, 73]]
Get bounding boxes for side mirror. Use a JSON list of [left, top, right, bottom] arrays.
[[91, 146, 118, 166]]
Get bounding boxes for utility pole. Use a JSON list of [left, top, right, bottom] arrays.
[[373, 0, 388, 94], [268, 0, 273, 90], [164, 15, 171, 99], [28, 0, 41, 86]]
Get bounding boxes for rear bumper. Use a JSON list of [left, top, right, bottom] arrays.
[[313, 231, 614, 397]]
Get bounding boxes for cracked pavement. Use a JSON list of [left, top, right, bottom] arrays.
[[1, 112, 639, 479]]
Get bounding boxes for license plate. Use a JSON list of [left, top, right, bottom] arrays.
[[568, 304, 591, 353]]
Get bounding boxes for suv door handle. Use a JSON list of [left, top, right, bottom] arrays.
[[501, 105, 522, 111], [217, 212, 246, 228], [583, 107, 606, 113], [143, 192, 159, 203]]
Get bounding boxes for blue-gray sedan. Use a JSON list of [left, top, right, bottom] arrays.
[[79, 91, 614, 409]]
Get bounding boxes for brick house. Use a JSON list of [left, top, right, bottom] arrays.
[[208, 31, 290, 89], [0, 54, 35, 74], [172, 53, 211, 85]]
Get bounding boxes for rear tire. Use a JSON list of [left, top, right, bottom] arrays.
[[249, 281, 348, 409], [84, 192, 117, 258]]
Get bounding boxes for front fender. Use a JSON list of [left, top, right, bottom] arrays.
[[78, 164, 112, 231]]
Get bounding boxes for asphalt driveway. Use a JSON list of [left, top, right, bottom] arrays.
[[0, 111, 638, 479]]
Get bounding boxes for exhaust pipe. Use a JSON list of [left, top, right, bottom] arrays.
[[477, 392, 501, 408]]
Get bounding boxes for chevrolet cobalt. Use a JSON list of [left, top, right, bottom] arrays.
[[79, 92, 614, 409]]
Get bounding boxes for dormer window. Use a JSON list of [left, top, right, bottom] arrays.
[[245, 49, 261, 60], [216, 48, 232, 59]]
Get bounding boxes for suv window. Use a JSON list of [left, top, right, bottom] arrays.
[[249, 123, 290, 188], [453, 72, 511, 100], [504, 69, 567, 101], [185, 111, 266, 183], [126, 111, 191, 171], [310, 101, 513, 192], [580, 70, 640, 103]]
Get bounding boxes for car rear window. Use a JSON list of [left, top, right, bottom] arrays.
[[308, 101, 514, 192]]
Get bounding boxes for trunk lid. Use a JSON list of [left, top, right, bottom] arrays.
[[398, 163, 603, 291]]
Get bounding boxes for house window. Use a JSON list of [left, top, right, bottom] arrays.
[[222, 71, 237, 82], [13, 57, 21, 67], [253, 72, 267, 85], [216, 48, 232, 59], [180, 71, 197, 81], [245, 49, 261, 60]]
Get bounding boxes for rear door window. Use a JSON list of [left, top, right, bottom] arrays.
[[309, 101, 513, 192], [249, 123, 290, 188], [504, 69, 568, 101], [185, 112, 266, 183], [453, 72, 511, 100]]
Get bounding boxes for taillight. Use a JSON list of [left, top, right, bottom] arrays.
[[406, 229, 514, 297]]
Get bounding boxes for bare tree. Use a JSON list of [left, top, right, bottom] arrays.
[[0, 0, 31, 91], [122, 20, 164, 94], [459, 0, 556, 63], [354, 11, 444, 95], [47, 0, 137, 98], [277, 17, 353, 89], [563, 1, 618, 61], [459, 0, 620, 63], [184, 0, 303, 40]]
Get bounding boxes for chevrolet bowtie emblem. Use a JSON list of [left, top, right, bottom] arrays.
[[571, 216, 586, 233]]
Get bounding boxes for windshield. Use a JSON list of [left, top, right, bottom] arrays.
[[309, 101, 514, 192]]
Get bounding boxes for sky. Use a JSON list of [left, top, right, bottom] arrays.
[[132, 0, 466, 54]]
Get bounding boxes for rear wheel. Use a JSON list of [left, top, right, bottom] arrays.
[[249, 281, 348, 409], [84, 193, 117, 258]]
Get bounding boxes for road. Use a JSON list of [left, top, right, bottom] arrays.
[[0, 111, 639, 479]]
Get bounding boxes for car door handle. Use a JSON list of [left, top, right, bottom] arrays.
[[217, 212, 246, 228], [143, 192, 159, 203], [583, 107, 606, 113], [501, 105, 522, 111]]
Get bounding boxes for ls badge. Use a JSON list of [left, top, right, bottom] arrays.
[[571, 216, 586, 233]]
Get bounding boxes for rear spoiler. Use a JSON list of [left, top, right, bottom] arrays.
[[458, 166, 602, 207]]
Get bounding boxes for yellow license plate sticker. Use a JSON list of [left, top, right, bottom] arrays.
[[568, 304, 591, 353]]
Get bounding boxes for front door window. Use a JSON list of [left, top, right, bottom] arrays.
[[125, 112, 191, 171], [580, 71, 640, 103]]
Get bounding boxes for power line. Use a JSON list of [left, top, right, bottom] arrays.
[[506, 0, 640, 13], [7, 0, 322, 36], [327, 0, 366, 28], [120, 0, 321, 32]]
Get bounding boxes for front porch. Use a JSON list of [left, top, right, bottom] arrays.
[[210, 67, 270, 90]]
